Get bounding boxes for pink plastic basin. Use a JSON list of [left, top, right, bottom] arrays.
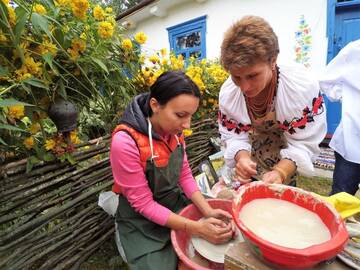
[[171, 199, 232, 270], [232, 182, 348, 269]]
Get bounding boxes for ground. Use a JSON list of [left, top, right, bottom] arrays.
[[79, 175, 333, 269]]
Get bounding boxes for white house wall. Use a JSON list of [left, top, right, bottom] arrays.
[[123, 0, 328, 74]]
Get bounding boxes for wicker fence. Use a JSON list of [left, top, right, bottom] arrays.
[[0, 118, 218, 270]]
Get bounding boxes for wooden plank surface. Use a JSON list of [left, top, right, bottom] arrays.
[[224, 242, 351, 270]]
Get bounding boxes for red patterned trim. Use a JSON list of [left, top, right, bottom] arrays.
[[218, 93, 324, 135], [218, 110, 252, 134]]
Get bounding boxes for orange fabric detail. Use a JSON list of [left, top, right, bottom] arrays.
[[111, 123, 184, 193]]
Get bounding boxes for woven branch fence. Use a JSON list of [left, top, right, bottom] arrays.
[[0, 118, 218, 270]]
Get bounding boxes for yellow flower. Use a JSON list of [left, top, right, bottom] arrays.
[[183, 129, 193, 137], [55, 0, 70, 7], [70, 131, 81, 144], [72, 39, 86, 53], [33, 4, 47, 15], [29, 122, 41, 134], [139, 54, 145, 64], [24, 137, 34, 150], [106, 15, 116, 25], [0, 30, 7, 43], [7, 105, 25, 119], [80, 32, 87, 40], [161, 58, 168, 65], [15, 67, 32, 81], [2, 0, 9, 4], [45, 139, 56, 151], [149, 55, 160, 64], [24, 55, 42, 76], [37, 40, 57, 55], [98, 21, 114, 39], [170, 55, 184, 70], [67, 39, 86, 60], [7, 6, 16, 27], [62, 25, 70, 33], [121, 38, 132, 50], [188, 75, 205, 92], [93, 5, 105, 21], [134, 31, 147, 44], [71, 0, 89, 20], [67, 48, 79, 61], [105, 7, 112, 13], [160, 48, 167, 57]]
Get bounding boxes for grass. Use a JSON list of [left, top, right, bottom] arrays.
[[297, 175, 332, 196], [79, 175, 333, 269]]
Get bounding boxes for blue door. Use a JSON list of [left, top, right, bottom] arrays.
[[326, 0, 360, 134]]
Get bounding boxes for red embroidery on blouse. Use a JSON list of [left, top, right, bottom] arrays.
[[218, 93, 324, 135]]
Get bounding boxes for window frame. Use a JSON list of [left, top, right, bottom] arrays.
[[167, 15, 207, 60]]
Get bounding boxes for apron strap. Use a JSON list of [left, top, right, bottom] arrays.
[[147, 118, 158, 160]]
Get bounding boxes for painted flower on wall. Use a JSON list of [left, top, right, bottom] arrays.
[[294, 15, 312, 68]]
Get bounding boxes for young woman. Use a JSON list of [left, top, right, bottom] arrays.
[[110, 71, 234, 270], [219, 16, 327, 185]]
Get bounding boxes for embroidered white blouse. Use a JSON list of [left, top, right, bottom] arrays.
[[319, 40, 360, 164], [219, 65, 327, 176]]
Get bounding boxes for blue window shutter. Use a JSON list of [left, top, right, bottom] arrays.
[[167, 15, 207, 60]]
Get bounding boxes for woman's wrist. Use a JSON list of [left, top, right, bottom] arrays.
[[273, 159, 297, 182], [273, 166, 287, 182], [234, 150, 250, 163], [185, 219, 199, 235]]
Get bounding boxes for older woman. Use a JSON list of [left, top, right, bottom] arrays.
[[218, 15, 327, 185]]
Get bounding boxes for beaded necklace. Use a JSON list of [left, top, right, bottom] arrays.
[[245, 66, 279, 120]]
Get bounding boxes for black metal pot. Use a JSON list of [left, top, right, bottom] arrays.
[[48, 99, 78, 133]]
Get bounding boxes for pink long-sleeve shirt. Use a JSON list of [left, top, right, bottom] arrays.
[[110, 131, 199, 226]]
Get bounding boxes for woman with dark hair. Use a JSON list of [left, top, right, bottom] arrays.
[[110, 71, 234, 270], [219, 16, 327, 185]]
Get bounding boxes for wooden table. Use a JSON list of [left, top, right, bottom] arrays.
[[224, 242, 351, 270]]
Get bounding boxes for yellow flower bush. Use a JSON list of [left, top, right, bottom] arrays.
[[0, 0, 137, 166], [1, 0, 227, 165], [130, 47, 228, 119]]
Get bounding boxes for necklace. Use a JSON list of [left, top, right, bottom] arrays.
[[245, 66, 279, 119]]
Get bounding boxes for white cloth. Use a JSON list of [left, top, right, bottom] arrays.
[[219, 65, 327, 176], [319, 40, 360, 164]]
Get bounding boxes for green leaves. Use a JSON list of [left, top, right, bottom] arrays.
[[26, 155, 40, 173], [31, 13, 51, 37], [22, 78, 49, 90], [0, 98, 33, 107], [91, 57, 109, 74], [0, 123, 27, 132], [14, 7, 27, 44]]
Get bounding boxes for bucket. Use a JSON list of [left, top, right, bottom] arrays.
[[232, 182, 348, 269], [171, 199, 232, 270]]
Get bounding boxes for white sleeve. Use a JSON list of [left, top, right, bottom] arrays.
[[319, 40, 360, 101], [218, 77, 252, 168], [276, 66, 327, 176]]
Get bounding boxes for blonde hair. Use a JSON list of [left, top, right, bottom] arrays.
[[220, 15, 279, 70]]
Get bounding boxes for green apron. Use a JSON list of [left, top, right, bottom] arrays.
[[115, 124, 189, 270]]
